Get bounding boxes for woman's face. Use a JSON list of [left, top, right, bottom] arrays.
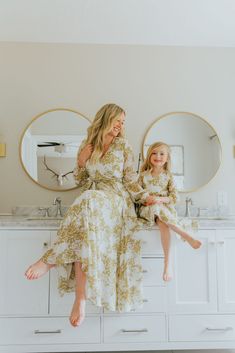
[[108, 112, 125, 137], [150, 146, 168, 169]]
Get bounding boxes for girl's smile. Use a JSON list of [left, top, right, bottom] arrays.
[[150, 147, 168, 169]]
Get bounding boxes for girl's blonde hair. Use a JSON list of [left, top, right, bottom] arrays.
[[141, 141, 171, 173], [86, 103, 125, 164]]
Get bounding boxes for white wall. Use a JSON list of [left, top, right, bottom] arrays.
[[0, 42, 235, 213]]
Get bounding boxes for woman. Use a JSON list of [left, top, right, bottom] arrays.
[[25, 103, 155, 327]]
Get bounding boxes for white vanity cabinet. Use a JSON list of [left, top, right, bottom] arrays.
[[0, 230, 50, 316], [216, 229, 235, 312], [168, 229, 218, 313], [1, 223, 235, 352], [168, 228, 235, 313]]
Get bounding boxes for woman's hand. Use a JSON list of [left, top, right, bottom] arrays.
[[77, 144, 93, 167]]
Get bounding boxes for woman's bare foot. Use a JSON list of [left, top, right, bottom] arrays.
[[69, 298, 86, 327], [25, 260, 55, 280]]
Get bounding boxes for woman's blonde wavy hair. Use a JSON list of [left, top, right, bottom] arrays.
[[86, 103, 125, 164], [141, 142, 171, 173]]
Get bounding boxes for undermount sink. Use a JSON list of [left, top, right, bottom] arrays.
[[25, 216, 63, 221]]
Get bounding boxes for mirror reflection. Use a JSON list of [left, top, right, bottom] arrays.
[[20, 109, 90, 191], [143, 112, 222, 192]]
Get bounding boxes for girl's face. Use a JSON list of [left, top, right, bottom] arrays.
[[108, 112, 125, 137], [150, 146, 168, 169]]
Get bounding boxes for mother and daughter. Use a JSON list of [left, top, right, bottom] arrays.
[[25, 103, 201, 328]]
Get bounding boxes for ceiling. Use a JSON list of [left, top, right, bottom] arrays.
[[0, 0, 235, 47]]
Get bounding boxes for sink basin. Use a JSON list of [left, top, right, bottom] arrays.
[[26, 217, 63, 221]]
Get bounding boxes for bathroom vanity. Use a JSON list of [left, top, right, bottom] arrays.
[[0, 217, 235, 353]]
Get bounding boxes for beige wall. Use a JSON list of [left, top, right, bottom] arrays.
[[0, 42, 235, 213]]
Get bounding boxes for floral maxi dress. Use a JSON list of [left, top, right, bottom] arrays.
[[42, 137, 148, 312]]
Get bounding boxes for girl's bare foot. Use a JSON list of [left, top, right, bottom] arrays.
[[187, 237, 202, 249], [25, 260, 55, 280], [70, 298, 86, 327], [163, 262, 172, 281]]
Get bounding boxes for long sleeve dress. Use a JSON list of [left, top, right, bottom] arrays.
[[41, 137, 148, 312], [138, 170, 197, 235]]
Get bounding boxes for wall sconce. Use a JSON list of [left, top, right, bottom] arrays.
[[0, 143, 6, 157]]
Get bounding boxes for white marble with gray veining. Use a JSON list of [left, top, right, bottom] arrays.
[[0, 214, 235, 230]]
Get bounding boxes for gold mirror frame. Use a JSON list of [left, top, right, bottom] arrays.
[[142, 111, 222, 193], [19, 108, 91, 192]]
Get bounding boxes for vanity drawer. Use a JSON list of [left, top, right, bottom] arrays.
[[142, 258, 165, 286], [136, 228, 163, 256], [103, 314, 166, 343], [169, 314, 235, 341], [0, 317, 100, 345]]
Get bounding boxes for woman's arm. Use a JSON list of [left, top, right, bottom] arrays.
[[123, 140, 150, 203], [73, 141, 91, 187]]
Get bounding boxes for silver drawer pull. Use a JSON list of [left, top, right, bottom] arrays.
[[142, 269, 148, 273], [217, 241, 225, 245], [142, 240, 147, 244], [121, 328, 148, 333], [34, 329, 62, 334], [143, 299, 148, 303], [205, 327, 233, 332]]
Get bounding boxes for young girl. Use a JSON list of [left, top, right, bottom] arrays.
[[139, 142, 201, 282]]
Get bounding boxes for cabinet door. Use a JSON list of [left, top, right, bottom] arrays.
[[0, 230, 50, 316], [217, 229, 235, 312], [168, 230, 217, 313]]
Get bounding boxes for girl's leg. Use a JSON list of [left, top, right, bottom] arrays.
[[69, 261, 86, 327], [168, 224, 201, 249], [25, 259, 55, 280], [157, 219, 172, 281]]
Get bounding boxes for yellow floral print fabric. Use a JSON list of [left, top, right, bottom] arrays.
[[138, 171, 195, 230], [42, 137, 148, 312]]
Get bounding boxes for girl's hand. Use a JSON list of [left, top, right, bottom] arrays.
[[77, 144, 93, 167], [144, 195, 157, 206], [159, 197, 170, 204]]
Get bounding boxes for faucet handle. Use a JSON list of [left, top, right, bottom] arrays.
[[186, 197, 193, 204], [38, 207, 50, 217], [53, 197, 61, 205]]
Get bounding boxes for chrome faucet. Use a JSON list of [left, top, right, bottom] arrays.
[[53, 197, 63, 217], [185, 197, 193, 217]]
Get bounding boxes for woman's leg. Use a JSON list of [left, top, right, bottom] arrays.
[[157, 219, 172, 281], [168, 224, 201, 249], [25, 259, 55, 280], [69, 261, 86, 327]]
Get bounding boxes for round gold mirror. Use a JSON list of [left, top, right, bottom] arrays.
[[142, 112, 222, 192], [20, 108, 90, 191]]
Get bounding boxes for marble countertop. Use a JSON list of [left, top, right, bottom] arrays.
[[0, 215, 235, 230], [0, 215, 62, 229]]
